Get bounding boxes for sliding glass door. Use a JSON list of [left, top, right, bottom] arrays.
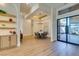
[[57, 15, 79, 45], [68, 16, 79, 44], [57, 18, 67, 42]]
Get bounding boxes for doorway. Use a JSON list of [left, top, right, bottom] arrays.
[[57, 15, 79, 45]]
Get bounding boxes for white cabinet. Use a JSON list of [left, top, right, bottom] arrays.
[[0, 35, 17, 49], [1, 36, 9, 48], [10, 35, 17, 47]]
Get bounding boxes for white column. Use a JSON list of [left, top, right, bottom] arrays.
[[31, 19, 33, 35], [13, 4, 21, 47], [50, 7, 53, 42]]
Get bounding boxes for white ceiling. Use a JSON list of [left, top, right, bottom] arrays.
[[26, 8, 49, 19], [22, 3, 66, 20], [39, 3, 66, 9], [20, 3, 31, 15]]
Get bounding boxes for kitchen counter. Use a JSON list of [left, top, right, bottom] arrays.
[[0, 34, 17, 49], [0, 34, 15, 36]]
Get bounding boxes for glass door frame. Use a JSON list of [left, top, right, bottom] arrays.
[[57, 17, 68, 43], [57, 15, 79, 45]]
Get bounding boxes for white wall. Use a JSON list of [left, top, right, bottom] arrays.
[[39, 4, 52, 38], [39, 3, 62, 41], [57, 3, 78, 19], [22, 16, 32, 36], [33, 21, 41, 33], [32, 18, 49, 36], [20, 15, 33, 36], [24, 20, 32, 36], [50, 3, 68, 41], [22, 16, 50, 37], [39, 4, 57, 41], [21, 3, 39, 36]]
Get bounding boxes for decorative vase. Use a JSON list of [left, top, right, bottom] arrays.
[[9, 18, 12, 22]]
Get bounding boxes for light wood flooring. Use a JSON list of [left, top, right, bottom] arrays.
[[0, 36, 79, 56]]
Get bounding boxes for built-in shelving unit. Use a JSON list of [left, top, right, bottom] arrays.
[[0, 21, 16, 23], [0, 13, 17, 49], [0, 13, 16, 30], [0, 28, 16, 29], [0, 13, 16, 18]]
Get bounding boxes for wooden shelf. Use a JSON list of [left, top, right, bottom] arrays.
[[0, 13, 16, 18], [0, 13, 16, 30], [0, 27, 16, 29], [0, 21, 16, 23]]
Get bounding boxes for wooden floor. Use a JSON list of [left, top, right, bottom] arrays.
[[0, 36, 79, 56]]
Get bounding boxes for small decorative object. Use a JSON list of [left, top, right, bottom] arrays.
[[2, 24, 6, 26], [13, 31, 16, 34], [9, 18, 13, 22], [9, 31, 12, 33]]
